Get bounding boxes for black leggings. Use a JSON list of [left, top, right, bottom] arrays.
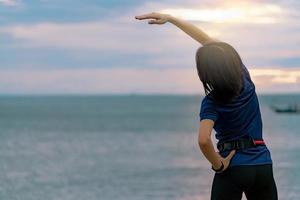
[[211, 164, 278, 200]]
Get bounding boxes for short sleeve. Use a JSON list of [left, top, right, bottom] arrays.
[[242, 64, 255, 88], [199, 97, 219, 122]]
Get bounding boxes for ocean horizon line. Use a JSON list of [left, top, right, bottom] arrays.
[[0, 92, 300, 97]]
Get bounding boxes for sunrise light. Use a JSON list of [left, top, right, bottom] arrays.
[[249, 68, 300, 84], [160, 3, 283, 24]]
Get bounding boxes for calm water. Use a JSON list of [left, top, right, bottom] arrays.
[[0, 94, 299, 200]]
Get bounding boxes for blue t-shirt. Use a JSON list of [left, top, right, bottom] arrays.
[[199, 64, 272, 167]]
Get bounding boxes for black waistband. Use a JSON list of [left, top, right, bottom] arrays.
[[217, 138, 265, 152]]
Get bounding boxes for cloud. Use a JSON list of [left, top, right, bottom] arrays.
[[0, 20, 197, 55], [0, 0, 19, 6], [1, 0, 298, 65], [0, 0, 299, 94], [0, 68, 201, 94], [0, 67, 300, 94], [250, 68, 300, 83], [249, 67, 300, 93]]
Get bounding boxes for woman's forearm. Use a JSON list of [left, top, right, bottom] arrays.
[[199, 139, 223, 169], [167, 15, 215, 45]]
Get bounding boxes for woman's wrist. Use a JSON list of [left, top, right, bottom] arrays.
[[212, 156, 223, 169], [212, 160, 224, 173], [167, 15, 176, 23]]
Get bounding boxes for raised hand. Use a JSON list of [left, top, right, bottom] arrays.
[[135, 12, 171, 25]]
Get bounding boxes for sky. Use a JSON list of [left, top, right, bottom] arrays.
[[0, 0, 300, 95]]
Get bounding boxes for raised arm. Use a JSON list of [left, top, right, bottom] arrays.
[[135, 12, 218, 45]]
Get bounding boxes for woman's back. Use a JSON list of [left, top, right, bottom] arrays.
[[200, 63, 272, 167]]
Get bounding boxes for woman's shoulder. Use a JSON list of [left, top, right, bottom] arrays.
[[241, 64, 255, 89]]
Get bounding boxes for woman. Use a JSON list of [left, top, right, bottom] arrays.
[[135, 12, 278, 200]]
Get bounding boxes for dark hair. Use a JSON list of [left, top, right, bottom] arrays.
[[195, 42, 243, 104]]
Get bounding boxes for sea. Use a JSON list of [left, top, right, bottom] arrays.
[[0, 94, 299, 200]]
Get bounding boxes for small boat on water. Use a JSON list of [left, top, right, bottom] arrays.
[[271, 103, 300, 113]]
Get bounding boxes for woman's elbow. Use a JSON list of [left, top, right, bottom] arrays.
[[198, 136, 211, 147]]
